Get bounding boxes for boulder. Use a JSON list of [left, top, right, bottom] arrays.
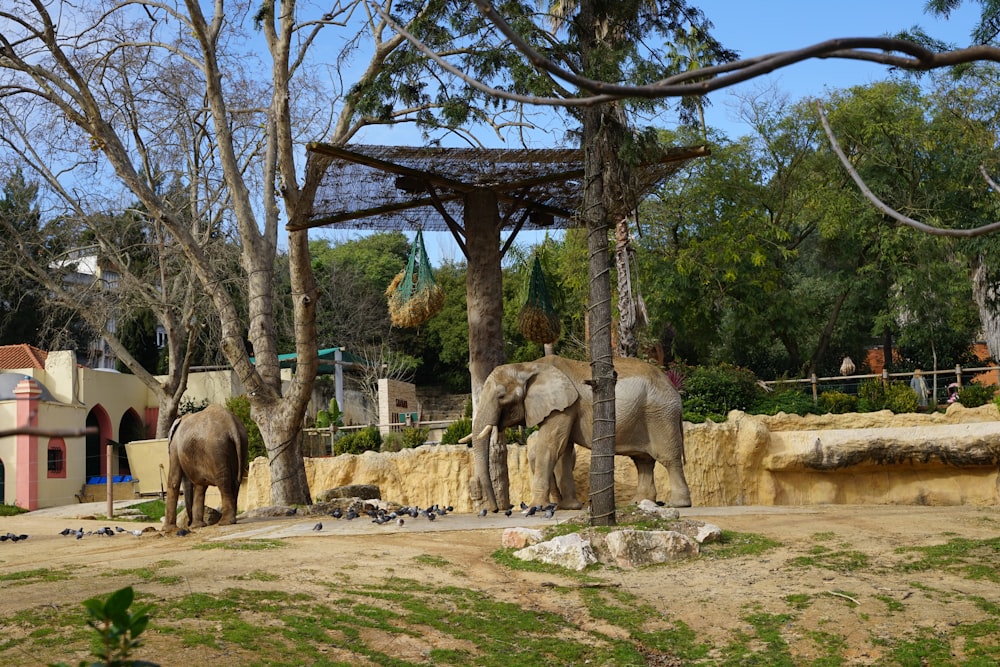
[[513, 533, 598, 571], [586, 528, 699, 568], [502, 527, 544, 549], [177, 506, 221, 526], [636, 499, 680, 520], [317, 484, 381, 501]]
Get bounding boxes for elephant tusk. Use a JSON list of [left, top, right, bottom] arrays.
[[459, 424, 495, 445], [489, 425, 499, 449]]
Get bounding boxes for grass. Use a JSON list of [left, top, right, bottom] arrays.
[[0, 503, 28, 516]]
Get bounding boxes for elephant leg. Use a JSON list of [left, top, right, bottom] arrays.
[[182, 477, 194, 527], [218, 476, 239, 525], [661, 457, 692, 508], [163, 465, 182, 532], [633, 455, 658, 503], [528, 432, 564, 505], [529, 413, 574, 509], [555, 445, 582, 509], [189, 484, 208, 528]]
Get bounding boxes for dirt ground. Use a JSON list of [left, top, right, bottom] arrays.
[[2, 502, 1000, 665]]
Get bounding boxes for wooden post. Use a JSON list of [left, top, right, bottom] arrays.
[[811, 373, 818, 404], [106, 443, 113, 519]]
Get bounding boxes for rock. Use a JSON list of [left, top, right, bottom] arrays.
[[177, 506, 221, 526], [502, 527, 544, 549], [241, 505, 299, 518], [636, 499, 680, 520], [600, 529, 699, 568], [317, 484, 381, 501], [513, 533, 598, 571], [693, 522, 723, 544]]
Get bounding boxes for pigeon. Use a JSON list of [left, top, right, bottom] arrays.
[[75, 528, 84, 540], [426, 512, 436, 521], [544, 507, 556, 519], [397, 517, 405, 527], [345, 510, 358, 521], [131, 529, 143, 537], [11, 534, 27, 542], [101, 527, 115, 536], [312, 522, 323, 531], [60, 528, 73, 536], [520, 501, 528, 510], [478, 508, 488, 517], [115, 526, 126, 533], [523, 506, 537, 517], [504, 508, 513, 517], [176, 529, 190, 537], [0, 535, 8, 542], [330, 508, 343, 519]]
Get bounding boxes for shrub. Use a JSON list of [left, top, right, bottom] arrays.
[[680, 363, 762, 422], [818, 390, 858, 414], [402, 425, 429, 449], [960, 382, 997, 408], [315, 397, 344, 429], [380, 431, 404, 452], [750, 389, 819, 416], [885, 381, 919, 413], [333, 426, 381, 455], [225, 395, 266, 460], [440, 417, 472, 445], [857, 378, 887, 412]]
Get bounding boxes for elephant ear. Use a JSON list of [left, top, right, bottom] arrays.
[[524, 364, 578, 428]]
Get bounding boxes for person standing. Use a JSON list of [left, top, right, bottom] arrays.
[[910, 369, 930, 409]]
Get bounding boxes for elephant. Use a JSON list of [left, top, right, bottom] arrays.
[[470, 355, 690, 513], [163, 404, 249, 531]]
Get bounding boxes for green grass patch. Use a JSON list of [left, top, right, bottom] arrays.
[[413, 554, 450, 567], [0, 503, 28, 516], [194, 538, 288, 551], [789, 548, 870, 572], [128, 499, 165, 521], [895, 537, 1000, 582], [701, 530, 782, 559], [231, 570, 281, 582], [0, 566, 77, 584]]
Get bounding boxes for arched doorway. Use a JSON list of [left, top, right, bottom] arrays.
[[117, 409, 144, 477], [85, 406, 112, 479]]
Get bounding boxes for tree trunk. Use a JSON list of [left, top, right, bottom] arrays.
[[581, 104, 618, 527], [615, 216, 638, 358], [464, 189, 508, 510], [973, 258, 1000, 360]]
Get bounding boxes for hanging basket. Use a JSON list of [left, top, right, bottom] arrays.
[[518, 256, 561, 344], [386, 230, 444, 328]]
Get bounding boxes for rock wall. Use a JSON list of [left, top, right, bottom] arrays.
[[244, 403, 1000, 512]]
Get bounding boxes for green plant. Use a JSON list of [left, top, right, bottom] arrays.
[[333, 426, 381, 455], [400, 425, 429, 448], [177, 397, 208, 416], [440, 417, 472, 444], [818, 390, 858, 414], [960, 382, 997, 408], [50, 586, 156, 667], [857, 378, 887, 412], [0, 503, 28, 516], [885, 381, 919, 413], [463, 397, 473, 419], [749, 389, 819, 416], [380, 431, 404, 452], [225, 395, 265, 460], [679, 363, 761, 422], [315, 397, 344, 429]]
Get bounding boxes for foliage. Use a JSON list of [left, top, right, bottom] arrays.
[[50, 585, 156, 667], [401, 426, 429, 449], [379, 431, 403, 453], [0, 503, 28, 516], [749, 389, 820, 416], [818, 390, 859, 414], [440, 417, 472, 445], [885, 381, 919, 414], [333, 426, 381, 456], [314, 398, 344, 430], [178, 398, 208, 416], [960, 382, 998, 408], [857, 379, 888, 412], [225, 396, 265, 461], [678, 363, 762, 422]]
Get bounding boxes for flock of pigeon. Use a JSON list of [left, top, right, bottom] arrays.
[[481, 501, 558, 519], [57, 526, 149, 539], [311, 503, 455, 531], [1, 531, 29, 542]]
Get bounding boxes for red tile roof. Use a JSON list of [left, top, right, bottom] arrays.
[[0, 344, 48, 371]]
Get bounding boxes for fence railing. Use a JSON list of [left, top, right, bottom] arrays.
[[301, 419, 459, 456], [762, 364, 999, 404]]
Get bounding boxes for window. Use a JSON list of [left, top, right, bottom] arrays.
[[47, 439, 66, 478]]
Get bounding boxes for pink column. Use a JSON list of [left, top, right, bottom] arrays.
[[14, 378, 42, 510]]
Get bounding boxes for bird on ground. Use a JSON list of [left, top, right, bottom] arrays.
[[312, 522, 323, 531], [345, 510, 358, 521], [544, 507, 556, 519], [101, 527, 115, 536], [176, 529, 190, 537], [523, 506, 537, 517], [520, 501, 528, 510], [330, 508, 343, 519], [478, 508, 488, 517], [397, 518, 405, 527], [75, 528, 84, 540], [427, 512, 436, 521], [115, 526, 126, 533], [0, 535, 8, 542], [131, 529, 143, 537], [504, 508, 513, 517], [60, 528, 73, 536]]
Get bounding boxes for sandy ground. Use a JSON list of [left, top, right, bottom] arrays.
[[2, 501, 1000, 665]]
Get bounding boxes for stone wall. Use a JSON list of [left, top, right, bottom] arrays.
[[244, 403, 1000, 512]]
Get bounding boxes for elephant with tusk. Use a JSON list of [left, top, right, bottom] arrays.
[[469, 355, 691, 513]]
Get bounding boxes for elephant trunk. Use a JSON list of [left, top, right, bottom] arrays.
[[472, 423, 500, 512]]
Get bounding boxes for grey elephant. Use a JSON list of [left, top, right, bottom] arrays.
[[164, 404, 249, 531], [471, 355, 690, 512]]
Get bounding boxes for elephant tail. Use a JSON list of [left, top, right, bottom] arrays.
[[677, 411, 686, 465], [167, 417, 182, 449]]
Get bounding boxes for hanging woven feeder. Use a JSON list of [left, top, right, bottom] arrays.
[[518, 256, 561, 344], [386, 230, 444, 328]]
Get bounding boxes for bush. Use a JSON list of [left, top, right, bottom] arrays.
[[225, 395, 266, 460], [440, 417, 472, 445], [315, 398, 344, 429], [333, 426, 381, 455], [885, 381, 919, 413], [857, 378, 887, 412], [960, 382, 997, 408], [680, 363, 762, 422], [750, 389, 819, 416], [818, 390, 858, 414], [380, 431, 404, 452]]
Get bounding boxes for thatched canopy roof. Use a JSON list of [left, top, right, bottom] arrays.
[[290, 143, 708, 232]]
